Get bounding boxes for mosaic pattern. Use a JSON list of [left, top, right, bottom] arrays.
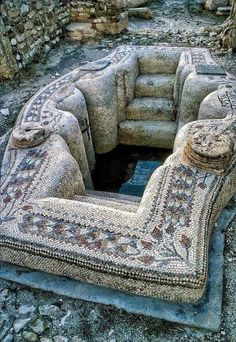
[[218, 89, 236, 110], [0, 149, 48, 220], [0, 46, 236, 303], [16, 164, 216, 273]]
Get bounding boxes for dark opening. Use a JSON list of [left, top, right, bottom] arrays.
[[92, 145, 171, 196]]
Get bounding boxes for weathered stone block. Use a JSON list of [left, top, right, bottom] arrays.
[[66, 22, 98, 41], [95, 13, 128, 34], [128, 7, 154, 19], [205, 0, 228, 10]]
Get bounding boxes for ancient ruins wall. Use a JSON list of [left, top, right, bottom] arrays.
[[0, 0, 70, 79], [0, 0, 130, 79]]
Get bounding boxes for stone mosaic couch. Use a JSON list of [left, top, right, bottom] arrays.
[[0, 46, 235, 303]]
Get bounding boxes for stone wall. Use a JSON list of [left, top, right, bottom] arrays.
[[0, 0, 134, 80], [70, 1, 96, 22], [0, 0, 70, 79]]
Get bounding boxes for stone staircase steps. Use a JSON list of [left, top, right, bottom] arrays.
[[138, 50, 180, 74], [86, 190, 141, 203], [74, 191, 140, 212], [119, 120, 177, 149], [135, 74, 175, 99], [126, 97, 174, 121]]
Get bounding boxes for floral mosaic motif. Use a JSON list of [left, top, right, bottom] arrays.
[[1, 152, 217, 271], [19, 208, 142, 259], [163, 166, 213, 229], [0, 149, 48, 220], [147, 165, 212, 234], [18, 208, 196, 269]]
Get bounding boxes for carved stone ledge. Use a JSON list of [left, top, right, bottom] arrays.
[[183, 130, 233, 173], [12, 123, 49, 148]]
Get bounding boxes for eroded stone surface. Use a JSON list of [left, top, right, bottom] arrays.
[[12, 123, 49, 148], [183, 130, 234, 173]]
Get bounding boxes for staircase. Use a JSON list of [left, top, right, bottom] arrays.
[[119, 61, 178, 149]]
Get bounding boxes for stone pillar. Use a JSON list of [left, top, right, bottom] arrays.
[[0, 17, 18, 79]]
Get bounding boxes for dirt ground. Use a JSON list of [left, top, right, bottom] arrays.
[[0, 0, 236, 341]]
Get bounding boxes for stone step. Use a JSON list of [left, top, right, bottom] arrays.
[[135, 74, 175, 98], [138, 48, 181, 74], [86, 190, 141, 203], [74, 192, 140, 212], [119, 120, 177, 149], [126, 97, 174, 121]]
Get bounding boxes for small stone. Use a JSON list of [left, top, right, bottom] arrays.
[[54, 336, 68, 342], [20, 4, 29, 14], [24, 21, 34, 30], [0, 288, 9, 301], [88, 308, 100, 321], [2, 334, 13, 342], [60, 310, 71, 325], [36, 1, 43, 10], [13, 317, 31, 333], [40, 338, 53, 342], [10, 38, 17, 46], [210, 32, 217, 37], [71, 337, 84, 342], [22, 331, 38, 342], [18, 304, 36, 315], [38, 304, 62, 318], [30, 318, 45, 334], [45, 44, 51, 53], [108, 329, 114, 337], [199, 27, 206, 34]]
